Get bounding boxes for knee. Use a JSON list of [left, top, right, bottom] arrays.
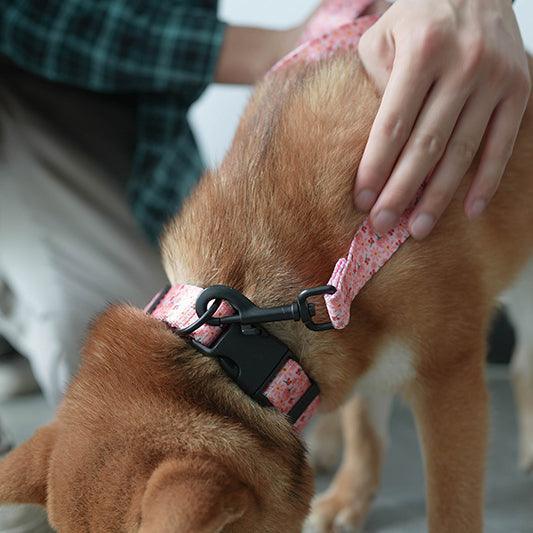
[[0, 287, 95, 406], [26, 316, 84, 406]]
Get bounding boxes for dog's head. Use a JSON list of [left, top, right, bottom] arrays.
[[0, 305, 313, 532]]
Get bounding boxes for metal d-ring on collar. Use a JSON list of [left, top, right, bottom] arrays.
[[171, 284, 337, 338], [172, 298, 222, 336]]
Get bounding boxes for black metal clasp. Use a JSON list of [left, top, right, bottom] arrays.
[[195, 284, 336, 332], [296, 285, 337, 331]]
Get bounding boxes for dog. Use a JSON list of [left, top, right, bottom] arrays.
[[1, 2, 532, 531]]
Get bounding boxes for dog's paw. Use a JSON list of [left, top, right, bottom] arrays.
[[303, 487, 373, 533], [307, 413, 342, 473]]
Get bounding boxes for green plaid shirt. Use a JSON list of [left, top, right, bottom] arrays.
[[0, 0, 225, 242]]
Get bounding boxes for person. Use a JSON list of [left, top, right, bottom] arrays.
[[356, 0, 530, 239], [0, 0, 528, 531], [0, 2, 305, 531]]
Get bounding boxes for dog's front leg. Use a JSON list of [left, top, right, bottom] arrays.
[[411, 348, 488, 533], [305, 391, 392, 532]]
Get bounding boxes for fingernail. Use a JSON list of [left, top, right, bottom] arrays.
[[467, 199, 486, 220], [410, 213, 435, 240], [355, 189, 377, 211], [372, 209, 398, 234]]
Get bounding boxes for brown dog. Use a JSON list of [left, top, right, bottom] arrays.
[[0, 42, 532, 532]]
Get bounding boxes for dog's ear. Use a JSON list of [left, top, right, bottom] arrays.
[[0, 423, 57, 505], [139, 457, 252, 533]]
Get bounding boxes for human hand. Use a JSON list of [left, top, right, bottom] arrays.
[[355, 0, 530, 239]]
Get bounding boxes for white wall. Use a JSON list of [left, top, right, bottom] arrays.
[[190, 0, 533, 167], [516, 0, 533, 51]]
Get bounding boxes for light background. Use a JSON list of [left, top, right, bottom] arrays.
[[190, 0, 533, 167]]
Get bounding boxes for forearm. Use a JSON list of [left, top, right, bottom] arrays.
[[214, 25, 301, 85]]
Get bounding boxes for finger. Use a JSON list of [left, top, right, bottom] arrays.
[[355, 44, 435, 211], [408, 92, 496, 239], [465, 95, 527, 219], [369, 76, 470, 234]]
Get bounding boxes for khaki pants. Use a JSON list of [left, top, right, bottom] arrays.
[[0, 60, 167, 404]]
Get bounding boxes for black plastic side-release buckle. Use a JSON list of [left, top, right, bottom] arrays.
[[151, 284, 327, 423], [190, 323, 318, 423]]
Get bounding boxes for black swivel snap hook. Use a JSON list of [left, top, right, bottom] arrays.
[[195, 284, 337, 332]]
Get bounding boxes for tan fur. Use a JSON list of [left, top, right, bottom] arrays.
[[139, 458, 252, 533], [307, 397, 383, 531], [0, 305, 313, 531], [1, 49, 532, 532]]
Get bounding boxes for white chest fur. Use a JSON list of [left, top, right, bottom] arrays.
[[355, 340, 416, 395], [352, 340, 415, 445]]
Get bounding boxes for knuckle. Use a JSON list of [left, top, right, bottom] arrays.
[[413, 131, 446, 157], [450, 139, 478, 166], [386, 183, 418, 211], [357, 165, 382, 190], [462, 36, 486, 78], [379, 114, 406, 142], [414, 24, 444, 62]]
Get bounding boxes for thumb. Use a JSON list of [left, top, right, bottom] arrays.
[[358, 22, 395, 94]]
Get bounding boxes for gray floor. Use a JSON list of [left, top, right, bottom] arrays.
[[1, 367, 532, 532]]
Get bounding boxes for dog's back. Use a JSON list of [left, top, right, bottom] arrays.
[[163, 53, 533, 409], [163, 53, 533, 314]]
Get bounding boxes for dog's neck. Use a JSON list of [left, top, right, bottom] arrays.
[[161, 49, 386, 408], [146, 284, 321, 431]]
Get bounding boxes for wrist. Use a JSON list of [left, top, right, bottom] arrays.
[[215, 26, 299, 85]]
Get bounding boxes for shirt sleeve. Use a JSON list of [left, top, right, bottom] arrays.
[[0, 0, 225, 93]]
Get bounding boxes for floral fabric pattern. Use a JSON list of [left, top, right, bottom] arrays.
[[325, 216, 412, 328], [263, 359, 321, 430], [149, 284, 234, 347]]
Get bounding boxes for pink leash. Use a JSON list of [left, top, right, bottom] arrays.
[[271, 0, 411, 329]]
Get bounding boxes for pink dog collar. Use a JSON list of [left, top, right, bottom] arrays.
[[146, 285, 319, 432]]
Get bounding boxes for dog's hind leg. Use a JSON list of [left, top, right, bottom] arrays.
[[307, 410, 343, 474], [305, 391, 393, 533], [512, 341, 533, 472], [504, 260, 533, 472]]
